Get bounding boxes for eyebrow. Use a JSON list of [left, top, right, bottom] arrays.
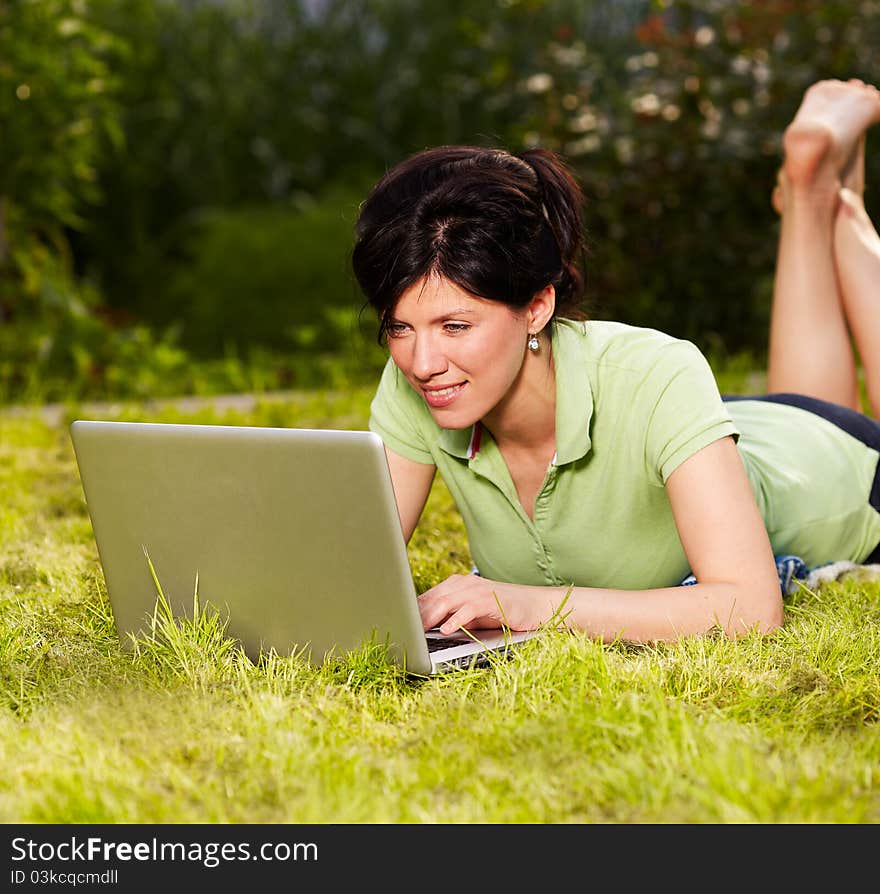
[[390, 308, 478, 324]]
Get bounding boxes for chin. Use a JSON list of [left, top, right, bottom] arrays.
[[427, 406, 479, 430]]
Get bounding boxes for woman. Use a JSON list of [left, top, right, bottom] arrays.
[[350, 78, 880, 644]]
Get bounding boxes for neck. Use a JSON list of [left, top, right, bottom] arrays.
[[482, 334, 556, 451]]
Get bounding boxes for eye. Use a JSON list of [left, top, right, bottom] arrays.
[[385, 322, 409, 338], [443, 322, 471, 334]]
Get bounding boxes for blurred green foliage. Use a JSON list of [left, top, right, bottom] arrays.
[[158, 187, 367, 355], [3, 0, 880, 401], [0, 0, 121, 400]]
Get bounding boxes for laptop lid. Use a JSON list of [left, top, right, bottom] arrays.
[[70, 420, 534, 676]]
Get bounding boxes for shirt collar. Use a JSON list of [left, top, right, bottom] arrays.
[[438, 421, 480, 459], [438, 319, 593, 465], [551, 319, 593, 465]]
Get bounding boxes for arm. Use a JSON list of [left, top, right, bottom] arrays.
[[417, 436, 785, 642], [384, 446, 436, 544]]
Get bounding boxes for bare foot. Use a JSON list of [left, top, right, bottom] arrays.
[[837, 186, 878, 242], [781, 79, 880, 197], [771, 168, 786, 214], [840, 79, 871, 195], [771, 168, 785, 214]]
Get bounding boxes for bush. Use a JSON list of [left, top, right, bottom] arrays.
[[157, 186, 370, 357], [0, 242, 192, 403]]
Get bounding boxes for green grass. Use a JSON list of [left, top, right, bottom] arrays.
[[1, 380, 879, 824]]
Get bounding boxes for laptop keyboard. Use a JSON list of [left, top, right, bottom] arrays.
[[425, 632, 472, 652]]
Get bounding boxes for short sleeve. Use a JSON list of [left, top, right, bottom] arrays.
[[368, 358, 436, 465], [643, 340, 740, 485]]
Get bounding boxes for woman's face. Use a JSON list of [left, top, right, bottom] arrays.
[[385, 276, 535, 430]]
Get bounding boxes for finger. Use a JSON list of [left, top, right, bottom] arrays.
[[439, 601, 500, 635], [439, 611, 473, 636], [417, 575, 479, 629], [418, 590, 462, 631]]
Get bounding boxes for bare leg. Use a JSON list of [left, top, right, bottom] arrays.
[[767, 79, 880, 408], [834, 187, 880, 416], [831, 81, 880, 416]]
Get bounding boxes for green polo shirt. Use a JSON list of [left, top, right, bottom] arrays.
[[369, 319, 880, 588]]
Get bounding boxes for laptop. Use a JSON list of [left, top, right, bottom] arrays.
[[69, 420, 535, 675]]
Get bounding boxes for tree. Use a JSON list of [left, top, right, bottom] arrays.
[[0, 0, 125, 395]]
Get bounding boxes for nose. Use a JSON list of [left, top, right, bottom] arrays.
[[410, 333, 448, 381]]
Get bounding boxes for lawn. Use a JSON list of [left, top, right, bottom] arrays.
[[1, 378, 879, 824]]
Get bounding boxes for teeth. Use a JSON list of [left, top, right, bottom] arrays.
[[429, 385, 462, 397]]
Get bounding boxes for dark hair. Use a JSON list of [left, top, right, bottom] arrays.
[[350, 145, 589, 339]]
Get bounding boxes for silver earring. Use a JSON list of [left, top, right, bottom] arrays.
[[528, 333, 539, 352]]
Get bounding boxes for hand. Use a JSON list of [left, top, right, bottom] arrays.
[[417, 573, 564, 635]]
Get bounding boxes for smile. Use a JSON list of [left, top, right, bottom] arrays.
[[422, 382, 467, 408]]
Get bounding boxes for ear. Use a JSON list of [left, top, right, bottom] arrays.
[[526, 285, 556, 333]]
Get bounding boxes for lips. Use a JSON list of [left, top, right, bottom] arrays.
[[421, 382, 467, 408]]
